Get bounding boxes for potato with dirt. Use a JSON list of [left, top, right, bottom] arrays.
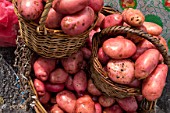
[[75, 95, 95, 113], [33, 57, 56, 81], [142, 64, 168, 101], [102, 37, 136, 59], [52, 0, 89, 15], [45, 8, 63, 29], [107, 59, 135, 84], [49, 68, 69, 84], [116, 96, 138, 112], [61, 50, 84, 74], [87, 79, 102, 96], [101, 13, 123, 28], [88, 0, 104, 12], [135, 49, 160, 79], [17, 0, 44, 20], [122, 8, 145, 27], [61, 6, 95, 36], [56, 90, 77, 113], [98, 95, 115, 107], [34, 78, 46, 96], [143, 22, 162, 36], [73, 70, 87, 95]]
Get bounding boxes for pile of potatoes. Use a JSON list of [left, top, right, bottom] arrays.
[[89, 7, 169, 103], [17, 0, 104, 36], [29, 3, 169, 113]]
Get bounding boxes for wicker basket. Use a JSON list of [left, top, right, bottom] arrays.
[[90, 26, 170, 112], [12, 0, 98, 58]]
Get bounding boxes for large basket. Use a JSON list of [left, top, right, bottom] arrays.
[[12, 0, 98, 58], [90, 26, 170, 112]]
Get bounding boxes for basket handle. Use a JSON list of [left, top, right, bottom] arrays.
[[36, 0, 53, 35], [93, 26, 170, 67]]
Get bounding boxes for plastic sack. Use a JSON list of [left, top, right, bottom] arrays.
[[0, 0, 19, 47]]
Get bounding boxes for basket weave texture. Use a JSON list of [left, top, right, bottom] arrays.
[[90, 25, 170, 112], [13, 0, 98, 58]]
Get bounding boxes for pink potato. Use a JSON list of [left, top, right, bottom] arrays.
[[116, 96, 138, 112], [50, 104, 64, 113], [127, 79, 141, 88], [49, 68, 69, 84], [98, 47, 110, 65], [88, 0, 104, 12], [65, 75, 75, 91], [103, 104, 123, 113], [142, 64, 168, 101], [34, 79, 46, 96], [102, 37, 136, 59], [87, 79, 102, 96], [98, 95, 115, 107], [33, 57, 56, 81], [52, 0, 89, 15], [122, 8, 145, 27], [86, 29, 98, 50], [107, 59, 135, 84], [61, 6, 95, 36], [135, 95, 144, 102], [95, 103, 102, 113], [135, 49, 160, 79], [45, 8, 63, 29], [39, 92, 51, 104], [73, 70, 87, 95], [75, 95, 95, 113], [45, 82, 64, 93], [131, 46, 148, 61], [56, 90, 77, 113], [101, 13, 123, 29], [95, 13, 105, 27], [81, 47, 92, 60], [18, 0, 44, 20], [61, 51, 84, 74], [143, 22, 162, 36]]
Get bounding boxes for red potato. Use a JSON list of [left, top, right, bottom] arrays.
[[98, 47, 110, 65], [86, 29, 97, 50], [96, 13, 105, 27], [45, 8, 63, 29], [45, 82, 64, 93], [95, 103, 102, 113], [142, 64, 168, 101], [135, 49, 160, 79], [103, 104, 123, 113], [98, 95, 115, 107], [56, 90, 77, 113], [102, 37, 136, 59], [131, 46, 148, 61], [137, 39, 156, 49], [61, 6, 95, 36], [101, 13, 123, 29], [135, 95, 143, 102], [61, 51, 84, 74], [65, 75, 75, 91], [128, 79, 141, 88], [49, 68, 69, 84], [73, 70, 87, 95], [34, 79, 46, 96], [50, 104, 64, 113], [80, 60, 87, 70], [52, 0, 89, 15], [116, 96, 138, 112], [126, 34, 144, 44], [107, 59, 135, 84], [33, 57, 56, 81], [88, 0, 104, 12], [143, 22, 162, 36], [87, 79, 102, 96], [75, 95, 95, 113], [122, 8, 145, 27], [18, 0, 44, 20], [39, 92, 51, 104], [81, 47, 92, 60]]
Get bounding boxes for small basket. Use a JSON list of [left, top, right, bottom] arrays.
[[90, 26, 170, 112], [12, 0, 98, 58]]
